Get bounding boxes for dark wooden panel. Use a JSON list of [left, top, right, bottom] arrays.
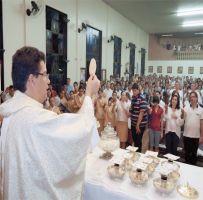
[[86, 25, 102, 80], [113, 36, 122, 78], [46, 6, 67, 92]]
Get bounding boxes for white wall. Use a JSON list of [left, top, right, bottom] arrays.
[[3, 0, 25, 87], [146, 60, 203, 78], [2, 0, 149, 87]]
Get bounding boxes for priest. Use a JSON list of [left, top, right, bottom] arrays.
[[0, 46, 100, 200]]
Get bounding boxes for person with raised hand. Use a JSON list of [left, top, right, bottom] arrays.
[[0, 46, 100, 200]]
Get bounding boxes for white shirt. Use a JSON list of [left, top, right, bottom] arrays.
[[164, 107, 184, 138], [127, 100, 131, 129], [103, 88, 113, 100], [115, 101, 129, 122], [115, 89, 122, 99], [126, 89, 133, 98], [183, 105, 203, 138], [0, 91, 95, 200]]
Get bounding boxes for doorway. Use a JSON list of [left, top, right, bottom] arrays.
[[113, 36, 122, 78], [86, 25, 102, 80], [129, 43, 136, 79], [140, 48, 146, 76]]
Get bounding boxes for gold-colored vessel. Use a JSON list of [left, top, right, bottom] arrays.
[[177, 183, 198, 199]]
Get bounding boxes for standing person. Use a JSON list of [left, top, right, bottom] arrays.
[[164, 94, 184, 155], [169, 81, 183, 104], [48, 96, 61, 114], [58, 89, 68, 113], [183, 91, 203, 165], [43, 88, 52, 109], [126, 83, 133, 98], [112, 91, 118, 105], [72, 86, 85, 113], [190, 82, 202, 105], [130, 83, 148, 152], [103, 81, 113, 100], [73, 81, 79, 94], [65, 77, 74, 95], [115, 91, 130, 149], [149, 95, 164, 152], [65, 90, 75, 113], [0, 46, 100, 200], [126, 92, 133, 146], [104, 97, 116, 129], [155, 90, 165, 110], [95, 89, 107, 135]]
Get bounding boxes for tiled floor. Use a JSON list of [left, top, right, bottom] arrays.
[[141, 128, 203, 167], [158, 145, 203, 167]]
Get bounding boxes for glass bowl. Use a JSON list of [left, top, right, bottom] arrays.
[[99, 124, 120, 159], [130, 152, 140, 162], [99, 136, 120, 159], [129, 169, 148, 185], [123, 158, 134, 171], [161, 160, 180, 172], [168, 170, 180, 182], [153, 177, 176, 194], [146, 163, 156, 176], [107, 164, 125, 179], [146, 155, 160, 166]]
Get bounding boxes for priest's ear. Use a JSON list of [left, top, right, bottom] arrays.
[[26, 74, 37, 88]]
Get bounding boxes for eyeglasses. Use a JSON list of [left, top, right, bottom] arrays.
[[36, 72, 49, 79]]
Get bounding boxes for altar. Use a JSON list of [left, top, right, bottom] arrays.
[[83, 147, 203, 200]]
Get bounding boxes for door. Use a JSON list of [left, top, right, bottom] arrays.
[[129, 43, 135, 79], [86, 25, 102, 80], [140, 48, 146, 76], [113, 36, 122, 78]]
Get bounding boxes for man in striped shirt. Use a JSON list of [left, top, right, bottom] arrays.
[[130, 83, 148, 152]]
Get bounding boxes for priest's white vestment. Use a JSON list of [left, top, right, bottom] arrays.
[[0, 91, 95, 200]]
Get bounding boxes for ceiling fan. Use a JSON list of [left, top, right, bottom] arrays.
[[26, 0, 44, 17]]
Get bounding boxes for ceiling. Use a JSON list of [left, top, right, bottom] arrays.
[[103, 0, 203, 36]]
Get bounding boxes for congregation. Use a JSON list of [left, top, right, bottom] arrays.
[[1, 73, 203, 166]]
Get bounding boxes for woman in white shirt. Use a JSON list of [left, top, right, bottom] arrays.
[[115, 91, 130, 149], [164, 94, 184, 155]]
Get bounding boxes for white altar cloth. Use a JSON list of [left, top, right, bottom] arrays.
[[83, 147, 203, 200]]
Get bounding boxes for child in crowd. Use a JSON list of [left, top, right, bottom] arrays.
[[149, 95, 164, 152]]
